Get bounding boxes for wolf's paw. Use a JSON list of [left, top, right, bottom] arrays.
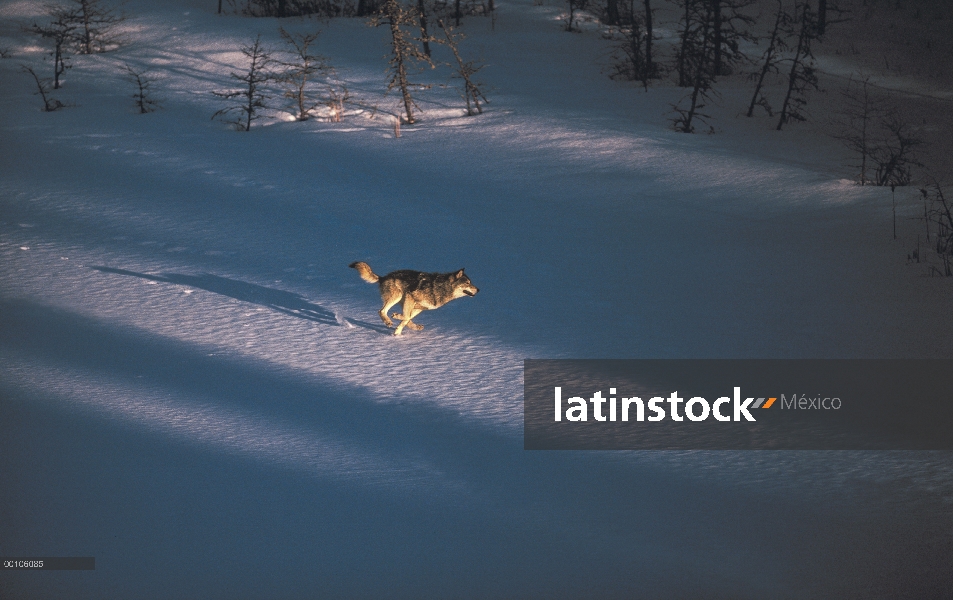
[[380, 316, 394, 327], [390, 312, 405, 321], [405, 322, 424, 331]]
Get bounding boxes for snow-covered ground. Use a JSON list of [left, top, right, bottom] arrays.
[[1, 0, 952, 597]]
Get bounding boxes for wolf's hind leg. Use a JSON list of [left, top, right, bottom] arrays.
[[380, 294, 401, 328]]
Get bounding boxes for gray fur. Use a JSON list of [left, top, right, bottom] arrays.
[[349, 261, 479, 335]]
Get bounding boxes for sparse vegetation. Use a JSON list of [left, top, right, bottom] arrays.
[[835, 79, 927, 188], [438, 19, 488, 115], [564, 0, 589, 32], [417, 0, 432, 57], [606, 0, 652, 90], [325, 84, 350, 122], [66, 0, 124, 54], [21, 65, 64, 111], [871, 108, 923, 187], [369, 0, 434, 125], [776, 0, 818, 130], [675, 0, 704, 87], [243, 0, 356, 18], [913, 182, 953, 276], [832, 75, 883, 185], [123, 65, 160, 113], [746, 0, 791, 117], [709, 0, 756, 78], [275, 28, 332, 121], [28, 5, 78, 89], [672, 0, 716, 133], [212, 34, 273, 131]]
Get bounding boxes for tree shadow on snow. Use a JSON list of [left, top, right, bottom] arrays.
[[91, 266, 388, 333], [2, 298, 947, 598]]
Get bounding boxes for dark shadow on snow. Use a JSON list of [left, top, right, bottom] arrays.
[[91, 266, 389, 333], [2, 298, 950, 599], [340, 316, 392, 334]]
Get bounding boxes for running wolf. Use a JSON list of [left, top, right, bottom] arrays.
[[349, 261, 479, 335]]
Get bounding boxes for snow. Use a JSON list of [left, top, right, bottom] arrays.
[[1, 0, 952, 597]]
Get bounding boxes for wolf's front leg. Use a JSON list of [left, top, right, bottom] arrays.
[[390, 312, 424, 330], [393, 298, 420, 335]]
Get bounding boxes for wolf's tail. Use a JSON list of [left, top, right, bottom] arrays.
[[349, 261, 379, 283]]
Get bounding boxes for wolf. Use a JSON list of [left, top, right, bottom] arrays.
[[349, 261, 479, 335]]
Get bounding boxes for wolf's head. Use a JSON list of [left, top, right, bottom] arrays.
[[452, 269, 479, 298]]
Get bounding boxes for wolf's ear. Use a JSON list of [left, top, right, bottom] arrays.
[[455, 269, 465, 279]]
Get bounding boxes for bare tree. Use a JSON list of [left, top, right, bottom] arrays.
[[776, 0, 817, 130], [710, 0, 756, 77], [918, 182, 953, 276], [871, 109, 922, 186], [831, 75, 884, 185], [605, 0, 621, 25], [815, 0, 849, 36], [357, 0, 379, 15], [675, 0, 705, 87], [123, 64, 160, 113], [244, 0, 353, 17], [65, 0, 124, 54], [418, 0, 432, 57], [21, 65, 64, 111], [28, 6, 78, 89], [212, 35, 273, 131], [607, 0, 650, 90], [370, 0, 434, 124], [326, 84, 350, 122], [672, 1, 716, 132], [438, 19, 487, 115], [565, 0, 589, 31], [833, 79, 922, 187], [746, 0, 792, 117], [817, 0, 851, 37], [643, 0, 655, 80], [275, 28, 332, 121]]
